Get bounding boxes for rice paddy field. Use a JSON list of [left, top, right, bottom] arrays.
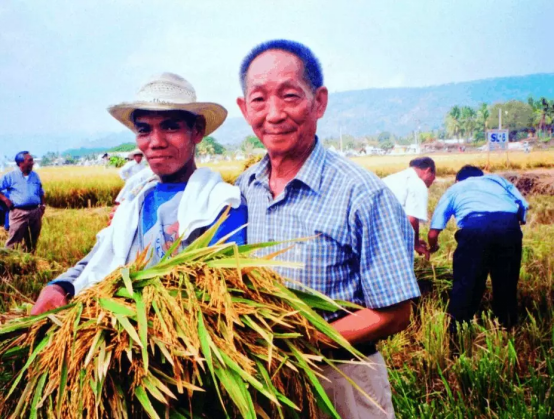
[[1, 150, 553, 418]]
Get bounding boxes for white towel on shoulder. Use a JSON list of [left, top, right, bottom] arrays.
[[72, 167, 241, 295]]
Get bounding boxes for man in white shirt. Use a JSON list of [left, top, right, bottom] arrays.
[[383, 157, 436, 258], [119, 150, 147, 181]]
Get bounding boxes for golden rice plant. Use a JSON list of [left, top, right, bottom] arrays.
[[0, 213, 369, 419]]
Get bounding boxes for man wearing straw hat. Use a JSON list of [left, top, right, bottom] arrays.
[[32, 73, 247, 314], [119, 149, 147, 181], [236, 40, 420, 419]]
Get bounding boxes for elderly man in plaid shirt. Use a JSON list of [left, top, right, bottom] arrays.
[[236, 40, 420, 419]]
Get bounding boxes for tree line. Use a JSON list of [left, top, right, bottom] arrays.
[[445, 96, 554, 142]]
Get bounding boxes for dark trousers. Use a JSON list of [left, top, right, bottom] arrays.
[[5, 208, 43, 253], [449, 212, 522, 329]]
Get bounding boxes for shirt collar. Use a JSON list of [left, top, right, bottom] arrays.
[[250, 136, 326, 194]]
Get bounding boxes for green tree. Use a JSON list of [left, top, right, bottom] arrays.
[[528, 97, 553, 137], [460, 106, 477, 141], [476, 103, 490, 134], [487, 101, 534, 134], [196, 136, 225, 156], [241, 135, 264, 153], [380, 139, 394, 151], [445, 106, 461, 138]]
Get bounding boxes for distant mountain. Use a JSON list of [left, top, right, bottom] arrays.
[[213, 73, 554, 143], [5, 73, 554, 157]]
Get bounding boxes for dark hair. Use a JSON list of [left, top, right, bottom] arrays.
[[15, 151, 29, 166], [239, 39, 323, 93], [456, 165, 484, 181], [131, 109, 200, 130], [409, 157, 436, 173]]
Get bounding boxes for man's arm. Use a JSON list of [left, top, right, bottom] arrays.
[[335, 186, 420, 345], [327, 301, 412, 345], [0, 176, 14, 209], [31, 238, 100, 315], [428, 228, 442, 253], [0, 192, 13, 210], [408, 216, 429, 259]]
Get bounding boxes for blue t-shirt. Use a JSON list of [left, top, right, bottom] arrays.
[[140, 182, 247, 262]]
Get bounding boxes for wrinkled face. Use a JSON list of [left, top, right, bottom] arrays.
[[133, 154, 143, 164], [19, 154, 34, 174], [134, 112, 202, 178], [237, 50, 328, 157]]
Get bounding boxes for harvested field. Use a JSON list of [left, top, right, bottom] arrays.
[[501, 169, 554, 196]]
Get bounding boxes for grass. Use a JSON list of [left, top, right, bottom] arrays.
[[0, 159, 553, 418]]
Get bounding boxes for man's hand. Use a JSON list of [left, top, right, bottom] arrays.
[[31, 285, 68, 315], [3, 198, 14, 210], [39, 204, 46, 216], [415, 241, 430, 260]]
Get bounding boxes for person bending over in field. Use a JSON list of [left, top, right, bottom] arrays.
[[428, 165, 528, 331], [235, 39, 420, 419], [383, 156, 436, 259], [32, 73, 247, 315]]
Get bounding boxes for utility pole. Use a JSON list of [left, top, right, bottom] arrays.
[[339, 126, 343, 153], [498, 108, 502, 130]]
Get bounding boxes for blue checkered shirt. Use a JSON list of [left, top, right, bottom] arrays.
[[236, 139, 420, 321]]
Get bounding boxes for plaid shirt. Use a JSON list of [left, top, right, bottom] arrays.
[[236, 139, 420, 321]]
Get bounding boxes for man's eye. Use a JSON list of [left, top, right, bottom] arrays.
[[251, 97, 264, 103], [284, 93, 299, 99], [136, 127, 150, 134], [163, 123, 181, 131]]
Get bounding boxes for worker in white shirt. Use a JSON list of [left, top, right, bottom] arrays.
[[383, 157, 436, 259], [119, 150, 147, 181]]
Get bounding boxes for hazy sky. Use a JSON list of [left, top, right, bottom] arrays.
[[1, 0, 553, 137]]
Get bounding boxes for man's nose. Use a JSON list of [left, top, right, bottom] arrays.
[[266, 97, 286, 123], [149, 128, 167, 147]]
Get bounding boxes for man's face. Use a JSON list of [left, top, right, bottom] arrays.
[[19, 154, 34, 174], [237, 50, 328, 157], [134, 112, 202, 178], [421, 168, 436, 188], [133, 154, 143, 164]]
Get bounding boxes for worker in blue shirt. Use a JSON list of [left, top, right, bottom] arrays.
[[0, 151, 46, 252], [428, 165, 528, 330]]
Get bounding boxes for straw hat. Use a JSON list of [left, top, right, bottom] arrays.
[[127, 149, 143, 159], [108, 73, 227, 136]]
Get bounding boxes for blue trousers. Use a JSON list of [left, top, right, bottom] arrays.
[[449, 212, 522, 329]]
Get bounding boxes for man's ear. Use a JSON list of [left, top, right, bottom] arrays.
[[237, 97, 251, 125], [314, 86, 329, 119], [192, 116, 207, 145]]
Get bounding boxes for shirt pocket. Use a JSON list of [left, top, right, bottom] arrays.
[[28, 180, 42, 198]]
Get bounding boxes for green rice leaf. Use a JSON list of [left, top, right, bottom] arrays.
[[7, 335, 50, 399], [29, 371, 48, 419], [114, 314, 143, 348], [133, 292, 149, 371], [214, 365, 256, 419], [99, 298, 136, 318], [56, 350, 69, 418], [134, 385, 160, 419], [121, 267, 134, 296], [287, 341, 340, 419], [207, 258, 303, 269]]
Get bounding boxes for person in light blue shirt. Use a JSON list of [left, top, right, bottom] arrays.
[[428, 165, 528, 331], [0, 151, 46, 252]]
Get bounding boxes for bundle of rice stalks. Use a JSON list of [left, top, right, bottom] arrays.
[[0, 215, 367, 418]]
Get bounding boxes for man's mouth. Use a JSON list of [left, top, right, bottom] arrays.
[[148, 156, 171, 161]]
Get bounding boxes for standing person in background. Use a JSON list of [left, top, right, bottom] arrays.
[[119, 150, 147, 181], [383, 157, 436, 258], [428, 165, 528, 330], [0, 151, 46, 252], [235, 39, 420, 419]]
